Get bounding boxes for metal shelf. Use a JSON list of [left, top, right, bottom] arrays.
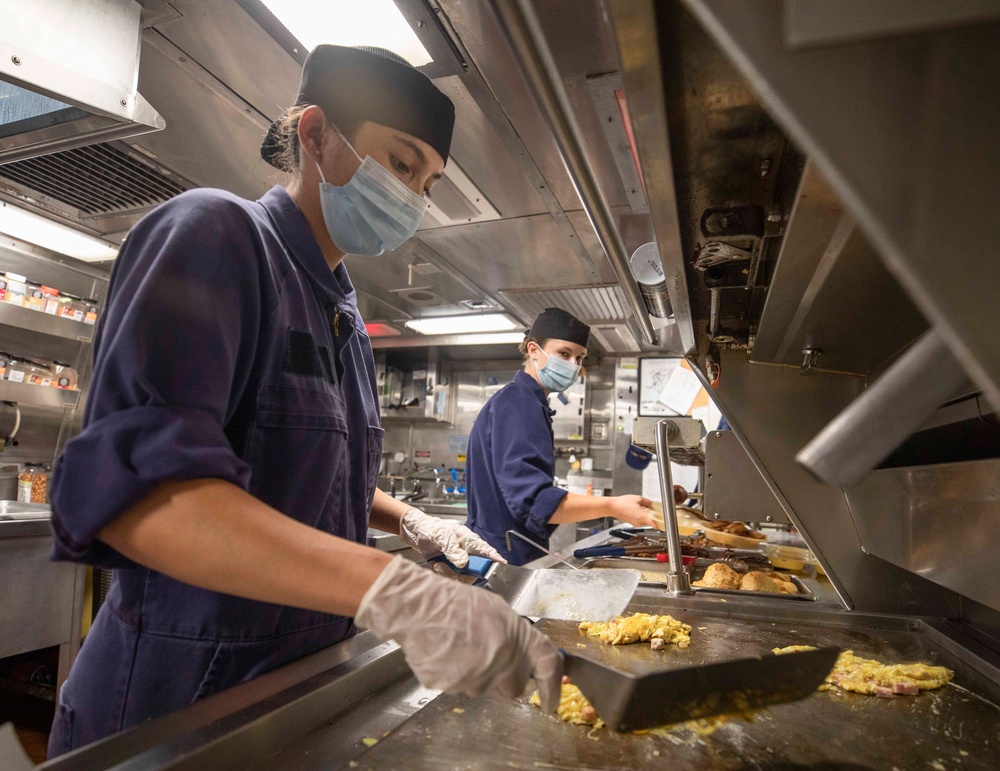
[[0, 302, 94, 342], [0, 380, 79, 409]]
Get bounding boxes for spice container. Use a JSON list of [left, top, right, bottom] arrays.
[[0, 275, 7, 303], [51, 361, 79, 390], [3, 272, 27, 307], [0, 352, 10, 380], [25, 359, 54, 387], [17, 463, 48, 503], [25, 281, 44, 312], [5, 356, 29, 383], [40, 286, 60, 315], [83, 298, 99, 325], [57, 292, 86, 322]]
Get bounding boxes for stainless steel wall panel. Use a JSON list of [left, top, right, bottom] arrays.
[[752, 162, 929, 374], [418, 215, 606, 306], [427, 77, 548, 222], [845, 459, 1000, 615], [681, 0, 1000, 414], [131, 33, 278, 198], [149, 0, 301, 120], [702, 347, 961, 616], [703, 429, 788, 524]]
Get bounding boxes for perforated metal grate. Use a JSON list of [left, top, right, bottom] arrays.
[[500, 284, 629, 323], [0, 143, 186, 215]]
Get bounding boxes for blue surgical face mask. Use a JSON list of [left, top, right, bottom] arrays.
[[315, 132, 429, 257], [532, 348, 581, 393]]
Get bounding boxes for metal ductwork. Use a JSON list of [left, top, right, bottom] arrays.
[[0, 0, 164, 165]]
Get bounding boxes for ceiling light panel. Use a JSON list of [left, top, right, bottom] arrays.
[[0, 201, 118, 262], [405, 313, 519, 335], [260, 0, 433, 66]]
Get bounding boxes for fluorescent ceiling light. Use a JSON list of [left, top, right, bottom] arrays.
[[405, 314, 519, 336], [260, 0, 433, 67], [0, 202, 118, 262]]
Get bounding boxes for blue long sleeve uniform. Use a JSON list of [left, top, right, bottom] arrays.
[[465, 371, 568, 565], [47, 186, 382, 756]]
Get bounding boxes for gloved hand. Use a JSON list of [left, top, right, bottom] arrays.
[[356, 555, 562, 713], [400, 508, 506, 568]]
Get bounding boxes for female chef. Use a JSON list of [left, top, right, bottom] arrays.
[[47, 45, 560, 756], [465, 307, 658, 565]]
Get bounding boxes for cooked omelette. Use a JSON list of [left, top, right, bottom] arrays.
[[774, 645, 953, 696], [579, 612, 692, 647], [530, 683, 603, 727]]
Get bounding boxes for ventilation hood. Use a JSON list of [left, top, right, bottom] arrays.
[[0, 0, 164, 164]]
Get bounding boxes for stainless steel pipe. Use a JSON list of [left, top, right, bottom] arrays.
[[797, 329, 969, 487], [489, 0, 657, 346], [654, 419, 694, 595]]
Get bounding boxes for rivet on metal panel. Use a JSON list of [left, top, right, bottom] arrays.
[[120, 99, 127, 107], [11, 55, 21, 65], [713, 513, 720, 519], [715, 431, 722, 438], [766, 516, 773, 522]]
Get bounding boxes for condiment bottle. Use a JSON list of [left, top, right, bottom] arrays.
[[17, 463, 48, 503]]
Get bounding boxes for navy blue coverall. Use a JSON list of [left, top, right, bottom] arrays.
[[47, 186, 382, 755], [464, 371, 568, 565]]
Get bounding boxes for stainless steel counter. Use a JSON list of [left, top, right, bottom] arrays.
[[34, 528, 1000, 770], [0, 510, 86, 685]]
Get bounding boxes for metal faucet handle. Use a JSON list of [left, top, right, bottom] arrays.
[[504, 530, 580, 570]]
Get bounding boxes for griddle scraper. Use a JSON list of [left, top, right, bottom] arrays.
[[563, 645, 840, 731]]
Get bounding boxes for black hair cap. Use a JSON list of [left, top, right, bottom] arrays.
[[528, 307, 590, 348], [261, 44, 455, 169]]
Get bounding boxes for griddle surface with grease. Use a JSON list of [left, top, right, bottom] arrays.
[[347, 611, 1000, 770]]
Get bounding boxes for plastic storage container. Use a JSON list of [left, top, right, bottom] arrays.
[[17, 463, 48, 503], [51, 361, 79, 390], [57, 292, 86, 322], [5, 356, 30, 383], [83, 298, 99, 325], [24, 359, 54, 387], [3, 273, 27, 307], [40, 286, 60, 315], [25, 282, 44, 312]]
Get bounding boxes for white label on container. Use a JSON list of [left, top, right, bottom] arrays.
[[17, 480, 30, 502], [7, 370, 25, 383]]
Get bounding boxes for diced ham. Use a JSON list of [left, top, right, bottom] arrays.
[[893, 682, 919, 696], [875, 686, 895, 698], [650, 638, 665, 651]]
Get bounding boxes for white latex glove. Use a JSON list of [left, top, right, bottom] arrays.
[[400, 508, 506, 568], [356, 555, 562, 713]]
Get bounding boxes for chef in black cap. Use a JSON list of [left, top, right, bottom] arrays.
[[47, 45, 560, 755], [465, 308, 657, 565]]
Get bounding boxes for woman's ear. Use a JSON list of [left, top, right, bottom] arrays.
[[297, 106, 328, 165]]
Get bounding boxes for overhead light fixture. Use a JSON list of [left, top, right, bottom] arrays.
[[0, 202, 118, 262], [259, 0, 433, 66], [405, 314, 520, 336]]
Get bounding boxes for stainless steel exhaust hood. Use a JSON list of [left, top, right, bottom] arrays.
[[0, 0, 164, 164]]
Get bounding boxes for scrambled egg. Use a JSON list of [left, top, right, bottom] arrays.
[[773, 645, 954, 695], [579, 613, 692, 647], [530, 683, 749, 737], [530, 683, 603, 727]]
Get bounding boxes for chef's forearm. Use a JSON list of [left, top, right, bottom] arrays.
[[369, 487, 411, 533], [548, 492, 614, 524], [98, 478, 392, 617]]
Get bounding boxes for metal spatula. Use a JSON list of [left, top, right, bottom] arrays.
[[563, 645, 840, 731], [431, 556, 640, 622]]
